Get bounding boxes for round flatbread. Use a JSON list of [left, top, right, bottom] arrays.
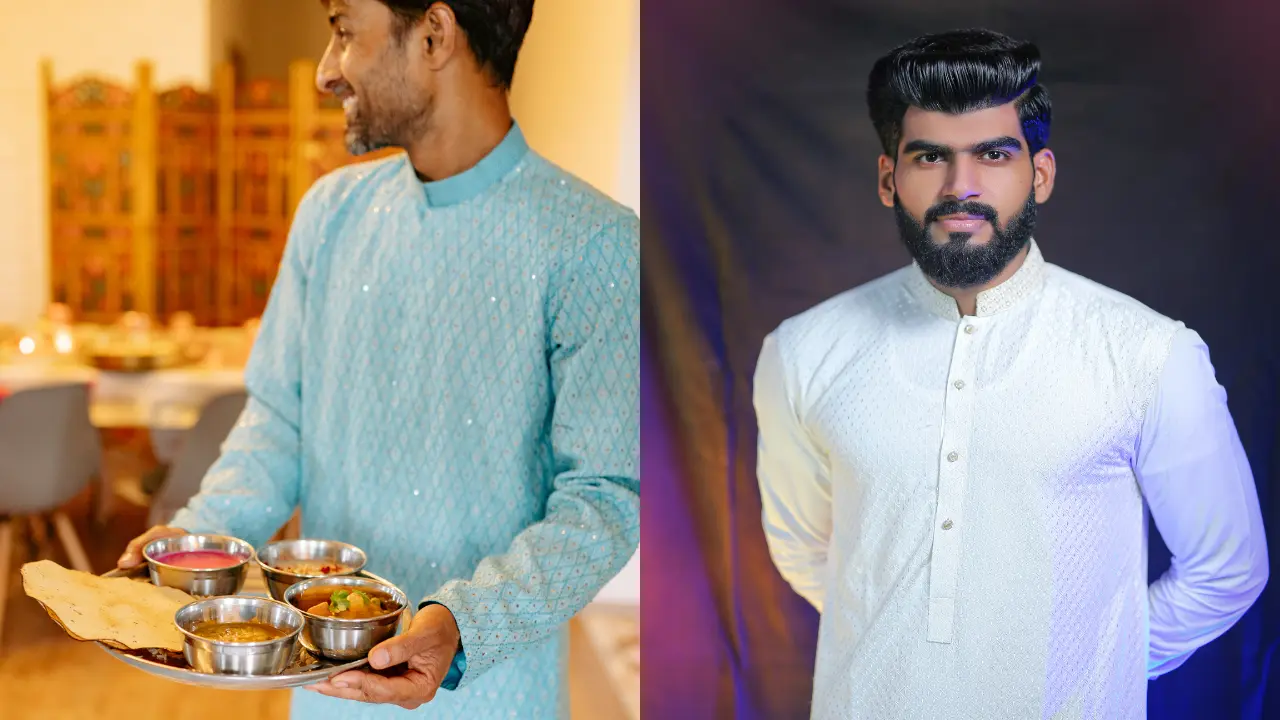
[[20, 560, 194, 652]]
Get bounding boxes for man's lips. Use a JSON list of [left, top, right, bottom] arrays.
[[936, 214, 988, 232]]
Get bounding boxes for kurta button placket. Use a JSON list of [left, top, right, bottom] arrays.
[[928, 316, 981, 643]]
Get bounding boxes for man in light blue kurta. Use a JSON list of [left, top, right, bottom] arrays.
[[115, 2, 638, 714], [165, 119, 637, 718]]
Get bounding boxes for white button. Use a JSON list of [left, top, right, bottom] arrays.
[[947, 451, 959, 462], [953, 379, 965, 390], [942, 519, 954, 530], [964, 324, 976, 334]]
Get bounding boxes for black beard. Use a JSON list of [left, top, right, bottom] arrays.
[[344, 94, 428, 156], [345, 113, 380, 155], [893, 190, 1038, 288], [344, 107, 375, 155], [342, 47, 428, 155]]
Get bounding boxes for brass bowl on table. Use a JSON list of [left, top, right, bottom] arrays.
[[85, 335, 186, 372], [87, 351, 178, 372]]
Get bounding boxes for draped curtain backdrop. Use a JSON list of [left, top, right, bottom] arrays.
[[640, 1, 1280, 717]]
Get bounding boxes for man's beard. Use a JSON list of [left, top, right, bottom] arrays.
[[343, 61, 429, 155], [893, 189, 1038, 289]]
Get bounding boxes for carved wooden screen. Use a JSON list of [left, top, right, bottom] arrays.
[[220, 78, 292, 325], [156, 86, 218, 324], [46, 75, 137, 323], [44, 61, 394, 327]]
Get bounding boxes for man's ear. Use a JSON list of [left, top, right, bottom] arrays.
[[418, 3, 461, 71], [1032, 148, 1056, 204], [877, 154, 896, 208]]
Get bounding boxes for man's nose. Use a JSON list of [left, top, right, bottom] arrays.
[[316, 39, 342, 94], [940, 156, 981, 202]]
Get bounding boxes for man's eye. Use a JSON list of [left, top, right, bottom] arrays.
[[983, 150, 1010, 161], [920, 152, 943, 164]]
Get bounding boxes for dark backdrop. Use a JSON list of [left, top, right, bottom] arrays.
[[640, 1, 1280, 718]]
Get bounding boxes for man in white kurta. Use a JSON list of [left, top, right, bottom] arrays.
[[754, 239, 1268, 718], [757, 28, 1268, 719]]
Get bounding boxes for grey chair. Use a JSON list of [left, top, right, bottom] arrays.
[[0, 382, 102, 648], [146, 390, 247, 528]]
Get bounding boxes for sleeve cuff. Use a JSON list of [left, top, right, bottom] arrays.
[[420, 600, 467, 691]]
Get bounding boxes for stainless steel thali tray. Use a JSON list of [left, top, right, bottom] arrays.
[[93, 565, 410, 690]]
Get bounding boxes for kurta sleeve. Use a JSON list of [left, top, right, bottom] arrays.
[[422, 211, 641, 690], [1137, 328, 1268, 678], [754, 331, 833, 612], [168, 183, 324, 548]]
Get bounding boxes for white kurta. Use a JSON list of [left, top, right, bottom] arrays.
[[754, 241, 1267, 719]]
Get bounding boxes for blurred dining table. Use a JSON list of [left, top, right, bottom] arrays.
[[0, 362, 244, 432], [0, 324, 249, 524]]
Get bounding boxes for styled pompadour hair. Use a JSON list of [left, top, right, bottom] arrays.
[[867, 29, 1051, 157]]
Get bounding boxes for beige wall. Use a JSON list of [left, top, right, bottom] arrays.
[[616, 6, 640, 214], [0, 0, 213, 324], [211, 0, 331, 81], [511, 0, 637, 207], [208, 0, 248, 71]]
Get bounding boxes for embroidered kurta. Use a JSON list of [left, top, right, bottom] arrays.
[[754, 241, 1267, 719], [172, 124, 640, 719]]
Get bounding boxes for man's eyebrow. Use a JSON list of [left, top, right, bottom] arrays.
[[900, 136, 1024, 156], [901, 139, 951, 156], [969, 136, 1023, 154]]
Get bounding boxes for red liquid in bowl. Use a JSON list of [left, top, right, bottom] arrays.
[[153, 550, 244, 569]]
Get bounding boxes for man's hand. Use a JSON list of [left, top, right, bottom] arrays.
[[305, 603, 461, 710], [117, 526, 188, 568]]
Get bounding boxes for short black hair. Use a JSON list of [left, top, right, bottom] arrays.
[[867, 29, 1051, 158], [376, 0, 534, 89]]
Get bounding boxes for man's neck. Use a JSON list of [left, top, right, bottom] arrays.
[[404, 87, 513, 183], [930, 244, 1031, 317]]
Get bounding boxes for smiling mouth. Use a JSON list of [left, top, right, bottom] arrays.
[[936, 215, 988, 231]]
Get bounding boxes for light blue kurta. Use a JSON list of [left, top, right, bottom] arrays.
[[170, 124, 639, 719]]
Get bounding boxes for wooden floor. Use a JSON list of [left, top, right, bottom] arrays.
[[0, 489, 634, 719]]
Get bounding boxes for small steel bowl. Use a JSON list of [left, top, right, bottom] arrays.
[[175, 596, 304, 675], [284, 575, 407, 661], [256, 539, 367, 602], [143, 534, 254, 597]]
